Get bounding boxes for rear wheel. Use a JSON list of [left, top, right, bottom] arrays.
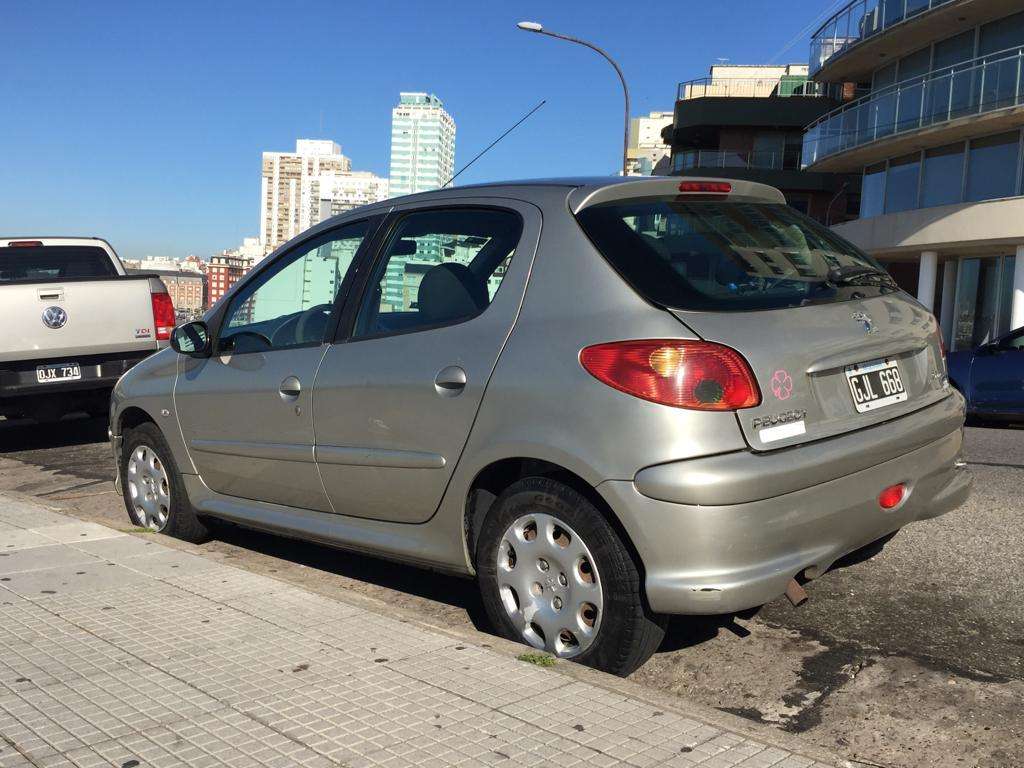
[[121, 422, 209, 543], [476, 477, 666, 676]]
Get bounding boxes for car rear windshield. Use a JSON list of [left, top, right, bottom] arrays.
[[575, 198, 895, 311], [0, 246, 117, 283]]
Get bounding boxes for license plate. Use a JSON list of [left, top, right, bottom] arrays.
[[845, 358, 907, 413], [35, 363, 82, 383]]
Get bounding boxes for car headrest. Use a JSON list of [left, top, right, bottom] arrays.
[[417, 263, 488, 323]]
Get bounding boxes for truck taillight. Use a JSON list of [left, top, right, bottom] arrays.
[[579, 339, 761, 410], [151, 292, 175, 340]]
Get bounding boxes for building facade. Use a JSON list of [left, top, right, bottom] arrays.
[[260, 139, 352, 253], [317, 172, 391, 220], [151, 270, 206, 321], [804, 0, 1024, 350], [207, 250, 250, 308], [664, 63, 859, 224], [260, 139, 389, 255], [388, 93, 456, 197], [627, 111, 674, 175]]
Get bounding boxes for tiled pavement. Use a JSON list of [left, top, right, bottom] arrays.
[[0, 495, 840, 768]]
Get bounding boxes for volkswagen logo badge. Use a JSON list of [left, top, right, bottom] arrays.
[[851, 311, 876, 334], [42, 306, 68, 329]]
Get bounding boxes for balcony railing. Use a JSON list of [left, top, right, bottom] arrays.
[[673, 148, 804, 172], [810, 0, 956, 76], [677, 77, 823, 100], [803, 46, 1024, 166]]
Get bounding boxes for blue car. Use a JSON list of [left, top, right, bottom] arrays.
[[947, 327, 1024, 422]]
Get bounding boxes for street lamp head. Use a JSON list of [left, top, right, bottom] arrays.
[[516, 21, 543, 32]]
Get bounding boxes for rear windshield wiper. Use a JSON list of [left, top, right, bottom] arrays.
[[827, 264, 897, 289]]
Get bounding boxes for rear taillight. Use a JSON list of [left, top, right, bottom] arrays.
[[579, 339, 760, 410], [151, 292, 175, 340], [7, 240, 43, 248]]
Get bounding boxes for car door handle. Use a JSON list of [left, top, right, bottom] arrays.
[[434, 365, 467, 396], [279, 376, 302, 399]]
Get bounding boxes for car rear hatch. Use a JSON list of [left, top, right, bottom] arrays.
[[571, 178, 950, 452]]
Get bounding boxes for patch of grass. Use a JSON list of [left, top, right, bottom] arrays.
[[119, 527, 156, 534], [517, 652, 556, 667]]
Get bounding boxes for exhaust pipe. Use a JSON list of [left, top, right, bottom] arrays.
[[785, 578, 808, 607]]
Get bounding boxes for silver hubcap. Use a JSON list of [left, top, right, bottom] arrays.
[[126, 444, 170, 531], [496, 513, 603, 658]]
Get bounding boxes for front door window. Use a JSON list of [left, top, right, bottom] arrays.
[[219, 221, 369, 354]]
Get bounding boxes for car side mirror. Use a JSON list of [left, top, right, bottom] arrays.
[[170, 321, 211, 358]]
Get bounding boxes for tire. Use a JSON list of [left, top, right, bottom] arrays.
[[121, 421, 210, 543], [476, 477, 666, 677]]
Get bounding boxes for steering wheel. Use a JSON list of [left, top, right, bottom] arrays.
[[294, 304, 334, 344]]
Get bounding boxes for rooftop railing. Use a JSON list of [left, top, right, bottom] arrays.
[[810, 0, 956, 76], [677, 77, 823, 100], [803, 46, 1024, 166]]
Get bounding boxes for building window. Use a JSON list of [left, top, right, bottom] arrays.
[[884, 153, 921, 214], [861, 162, 886, 218], [920, 143, 965, 208], [966, 132, 1020, 202]]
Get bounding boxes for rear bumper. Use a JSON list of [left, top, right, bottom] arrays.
[[599, 420, 971, 615], [0, 351, 152, 398]]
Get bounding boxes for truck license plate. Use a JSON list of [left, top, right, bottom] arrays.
[[845, 358, 906, 413], [36, 363, 82, 383]]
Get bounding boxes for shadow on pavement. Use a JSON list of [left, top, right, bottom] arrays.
[[208, 521, 494, 632], [0, 414, 110, 453]]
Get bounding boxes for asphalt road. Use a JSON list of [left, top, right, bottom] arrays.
[[1, 414, 1022, 768]]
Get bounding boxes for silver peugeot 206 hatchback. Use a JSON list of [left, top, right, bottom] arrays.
[[111, 177, 970, 675]]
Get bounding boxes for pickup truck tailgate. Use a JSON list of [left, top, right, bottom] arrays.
[[0, 277, 162, 362]]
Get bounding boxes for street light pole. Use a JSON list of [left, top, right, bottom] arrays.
[[517, 21, 631, 176]]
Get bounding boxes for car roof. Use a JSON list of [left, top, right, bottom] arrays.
[[344, 176, 785, 217]]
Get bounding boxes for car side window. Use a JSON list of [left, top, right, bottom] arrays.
[[218, 221, 369, 354], [352, 208, 522, 339]]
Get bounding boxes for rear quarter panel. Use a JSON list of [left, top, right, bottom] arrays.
[[447, 197, 748, 496]]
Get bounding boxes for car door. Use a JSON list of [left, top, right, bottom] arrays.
[[175, 219, 376, 510], [312, 200, 540, 523], [970, 327, 1024, 415]]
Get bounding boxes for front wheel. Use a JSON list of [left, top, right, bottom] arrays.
[[121, 422, 209, 543], [476, 477, 666, 677]]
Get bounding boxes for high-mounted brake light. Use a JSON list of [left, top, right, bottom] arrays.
[[579, 340, 760, 410], [678, 181, 732, 194], [7, 240, 43, 248], [151, 292, 176, 341]]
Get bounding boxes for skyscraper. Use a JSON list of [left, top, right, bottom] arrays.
[[388, 93, 456, 197], [386, 93, 456, 305], [259, 139, 389, 255]]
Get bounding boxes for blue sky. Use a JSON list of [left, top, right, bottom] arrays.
[[3, 0, 838, 260]]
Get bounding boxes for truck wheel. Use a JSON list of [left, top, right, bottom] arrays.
[[121, 422, 209, 543], [476, 477, 666, 677]]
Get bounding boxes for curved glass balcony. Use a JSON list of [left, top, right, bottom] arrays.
[[673, 149, 804, 172], [810, 0, 954, 76], [804, 46, 1024, 167]]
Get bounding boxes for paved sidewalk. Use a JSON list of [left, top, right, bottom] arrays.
[[0, 495, 839, 768]]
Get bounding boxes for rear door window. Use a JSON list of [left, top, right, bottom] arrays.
[[575, 198, 894, 311], [352, 208, 522, 338], [0, 246, 116, 282]]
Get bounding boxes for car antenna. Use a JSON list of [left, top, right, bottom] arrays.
[[444, 100, 546, 188]]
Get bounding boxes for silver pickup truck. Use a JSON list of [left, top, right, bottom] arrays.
[[0, 237, 173, 423]]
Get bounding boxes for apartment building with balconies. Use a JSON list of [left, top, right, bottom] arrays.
[[804, 0, 1024, 350], [664, 64, 860, 223]]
